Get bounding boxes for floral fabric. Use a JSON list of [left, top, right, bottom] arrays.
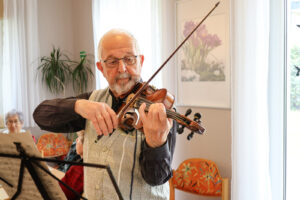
[[37, 133, 70, 157], [172, 158, 222, 196]]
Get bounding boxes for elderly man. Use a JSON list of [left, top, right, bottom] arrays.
[[33, 29, 176, 200]]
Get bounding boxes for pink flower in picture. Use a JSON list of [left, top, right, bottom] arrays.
[[181, 20, 225, 81]]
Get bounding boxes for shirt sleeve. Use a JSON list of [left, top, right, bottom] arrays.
[[33, 92, 91, 133], [139, 120, 177, 186]]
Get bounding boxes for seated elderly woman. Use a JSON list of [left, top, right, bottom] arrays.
[[2, 109, 36, 143]]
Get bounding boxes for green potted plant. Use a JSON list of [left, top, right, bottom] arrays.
[[71, 51, 94, 94], [37, 47, 72, 94]]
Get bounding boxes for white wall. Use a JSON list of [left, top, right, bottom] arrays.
[[32, 0, 95, 138], [173, 107, 231, 200], [71, 0, 95, 93], [37, 0, 95, 101]]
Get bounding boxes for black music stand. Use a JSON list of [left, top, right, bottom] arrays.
[[0, 142, 124, 200]]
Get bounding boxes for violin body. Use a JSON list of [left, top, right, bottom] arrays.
[[117, 82, 174, 132], [117, 82, 205, 136]]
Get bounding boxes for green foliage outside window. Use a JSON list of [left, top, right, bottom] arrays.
[[290, 45, 300, 110]]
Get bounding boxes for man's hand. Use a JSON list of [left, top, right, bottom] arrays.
[[138, 103, 173, 148], [75, 99, 118, 136]]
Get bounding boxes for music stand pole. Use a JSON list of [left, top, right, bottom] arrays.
[[12, 142, 51, 200]]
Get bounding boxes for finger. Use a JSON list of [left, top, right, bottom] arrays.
[[101, 108, 114, 133], [91, 118, 102, 136], [106, 106, 118, 129], [96, 114, 109, 135], [135, 118, 143, 129], [157, 104, 167, 122], [148, 104, 160, 122], [147, 104, 154, 119], [138, 103, 147, 122]]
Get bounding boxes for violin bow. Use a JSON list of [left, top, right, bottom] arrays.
[[118, 1, 220, 118]]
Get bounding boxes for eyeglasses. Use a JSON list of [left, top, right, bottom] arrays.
[[7, 120, 20, 125], [102, 55, 138, 68]]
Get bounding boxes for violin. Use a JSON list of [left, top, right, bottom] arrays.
[[118, 82, 205, 139]]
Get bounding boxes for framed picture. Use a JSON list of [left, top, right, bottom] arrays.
[[176, 0, 230, 108]]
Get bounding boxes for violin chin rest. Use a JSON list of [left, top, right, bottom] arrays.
[[119, 108, 141, 132]]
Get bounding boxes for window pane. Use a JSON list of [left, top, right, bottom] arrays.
[[287, 1, 300, 199]]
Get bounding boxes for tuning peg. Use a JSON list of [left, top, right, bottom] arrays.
[[177, 125, 184, 134], [194, 113, 201, 121], [185, 108, 192, 117], [187, 132, 194, 140]]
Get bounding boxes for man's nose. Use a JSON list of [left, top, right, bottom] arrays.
[[118, 60, 127, 73]]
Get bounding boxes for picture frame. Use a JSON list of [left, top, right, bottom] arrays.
[[176, 0, 230, 108]]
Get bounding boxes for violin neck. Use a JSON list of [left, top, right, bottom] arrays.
[[135, 97, 189, 123], [134, 96, 204, 134]]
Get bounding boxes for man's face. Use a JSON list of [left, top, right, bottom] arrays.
[[96, 33, 144, 97], [6, 115, 23, 133]]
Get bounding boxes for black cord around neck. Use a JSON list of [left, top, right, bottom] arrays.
[[129, 130, 138, 200]]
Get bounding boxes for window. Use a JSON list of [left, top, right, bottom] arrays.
[[286, 0, 300, 199], [0, 0, 40, 127]]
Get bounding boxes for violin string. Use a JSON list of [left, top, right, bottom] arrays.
[[134, 98, 189, 123], [135, 98, 183, 120]]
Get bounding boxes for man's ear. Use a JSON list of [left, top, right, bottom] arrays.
[[139, 55, 144, 68], [96, 61, 104, 73]]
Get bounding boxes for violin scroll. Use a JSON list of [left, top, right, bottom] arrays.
[[177, 108, 192, 134], [177, 109, 205, 140]]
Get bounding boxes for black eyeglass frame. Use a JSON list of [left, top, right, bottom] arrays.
[[102, 55, 139, 68]]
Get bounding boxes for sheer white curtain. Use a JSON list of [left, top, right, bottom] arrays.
[[268, 1, 285, 199], [231, 0, 272, 199], [232, 0, 285, 199], [1, 0, 40, 126], [92, 0, 163, 89]]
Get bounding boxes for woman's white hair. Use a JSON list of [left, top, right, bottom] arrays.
[[5, 109, 24, 124], [97, 29, 140, 60]]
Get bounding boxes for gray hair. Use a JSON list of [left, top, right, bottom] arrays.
[[97, 29, 141, 60], [5, 109, 24, 124]]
